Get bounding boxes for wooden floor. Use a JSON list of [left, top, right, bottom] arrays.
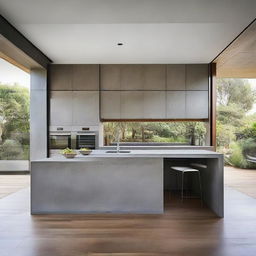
[[0, 174, 30, 198], [225, 166, 256, 198], [0, 170, 256, 256]]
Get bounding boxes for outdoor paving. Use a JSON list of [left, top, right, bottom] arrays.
[[0, 174, 30, 199], [224, 166, 256, 198]]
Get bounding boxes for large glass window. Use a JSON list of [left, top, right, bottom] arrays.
[[103, 121, 209, 146], [0, 58, 30, 160]]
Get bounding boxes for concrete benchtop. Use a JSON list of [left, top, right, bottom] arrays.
[[33, 149, 222, 162]]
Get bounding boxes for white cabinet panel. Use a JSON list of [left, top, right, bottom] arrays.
[[186, 64, 209, 90], [50, 91, 73, 126], [166, 91, 186, 118], [72, 91, 99, 125], [186, 91, 209, 118], [121, 91, 144, 119], [167, 65, 185, 90], [144, 91, 166, 118], [100, 91, 121, 119]]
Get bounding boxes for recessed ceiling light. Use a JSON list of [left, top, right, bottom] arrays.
[[117, 43, 123, 46]]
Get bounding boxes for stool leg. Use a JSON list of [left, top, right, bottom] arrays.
[[181, 171, 184, 203], [198, 171, 203, 207]]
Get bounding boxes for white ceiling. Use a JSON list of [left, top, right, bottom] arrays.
[[0, 0, 255, 64]]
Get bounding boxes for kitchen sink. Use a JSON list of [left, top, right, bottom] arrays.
[[105, 150, 131, 154]]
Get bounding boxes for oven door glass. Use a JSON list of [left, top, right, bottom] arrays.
[[76, 135, 95, 149], [50, 135, 71, 149]]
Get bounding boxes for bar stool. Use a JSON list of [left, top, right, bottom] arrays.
[[170, 166, 203, 205]]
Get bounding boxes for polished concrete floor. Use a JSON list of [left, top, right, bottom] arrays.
[[0, 169, 256, 256]]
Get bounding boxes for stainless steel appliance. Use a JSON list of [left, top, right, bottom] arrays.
[[76, 132, 96, 149], [49, 132, 71, 149]]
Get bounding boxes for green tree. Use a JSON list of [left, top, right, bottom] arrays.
[[217, 78, 255, 112], [0, 83, 30, 141]]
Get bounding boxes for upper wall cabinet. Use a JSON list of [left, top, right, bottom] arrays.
[[50, 91, 73, 126], [100, 65, 121, 90], [186, 64, 209, 90], [143, 65, 166, 90], [100, 64, 166, 90], [49, 65, 73, 90], [72, 65, 99, 90], [72, 91, 99, 125], [49, 64, 99, 90], [166, 65, 186, 90]]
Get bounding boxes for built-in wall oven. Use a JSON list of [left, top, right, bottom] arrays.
[[76, 132, 96, 149], [49, 130, 97, 150], [49, 132, 71, 149]]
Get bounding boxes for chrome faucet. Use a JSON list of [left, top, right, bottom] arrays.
[[116, 130, 121, 153]]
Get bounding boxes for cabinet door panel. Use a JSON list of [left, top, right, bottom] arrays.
[[166, 91, 186, 118], [186, 91, 208, 118], [121, 91, 144, 119], [73, 65, 99, 90], [144, 91, 166, 118], [100, 91, 121, 119], [121, 65, 144, 90], [186, 64, 209, 90], [73, 91, 99, 125], [144, 65, 166, 90], [50, 91, 73, 126], [49, 65, 73, 90], [167, 65, 185, 90], [100, 65, 121, 90]]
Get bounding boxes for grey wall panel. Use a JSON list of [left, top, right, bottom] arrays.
[[143, 65, 166, 90], [167, 64, 186, 90], [143, 91, 166, 118], [121, 91, 144, 118], [166, 91, 186, 118], [49, 65, 73, 90], [101, 91, 121, 119], [121, 65, 144, 90], [50, 91, 73, 126], [72, 65, 99, 90], [30, 68, 47, 160], [100, 65, 121, 90], [186, 64, 209, 90], [72, 91, 99, 125], [186, 91, 209, 118]]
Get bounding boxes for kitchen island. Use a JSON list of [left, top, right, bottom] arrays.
[[31, 150, 224, 217]]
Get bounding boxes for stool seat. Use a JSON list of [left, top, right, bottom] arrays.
[[170, 166, 203, 205], [171, 166, 199, 172]]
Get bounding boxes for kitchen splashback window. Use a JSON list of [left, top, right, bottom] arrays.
[[103, 121, 209, 146]]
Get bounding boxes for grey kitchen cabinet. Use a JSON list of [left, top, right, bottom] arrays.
[[101, 64, 166, 91], [50, 91, 73, 126], [143, 65, 166, 90], [121, 65, 144, 90], [100, 91, 121, 119], [72, 91, 99, 125], [186, 64, 209, 90], [143, 91, 166, 118], [121, 91, 144, 119], [166, 65, 186, 90], [72, 65, 99, 90], [49, 65, 73, 90], [100, 65, 121, 90], [186, 91, 209, 118], [166, 91, 186, 118]]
